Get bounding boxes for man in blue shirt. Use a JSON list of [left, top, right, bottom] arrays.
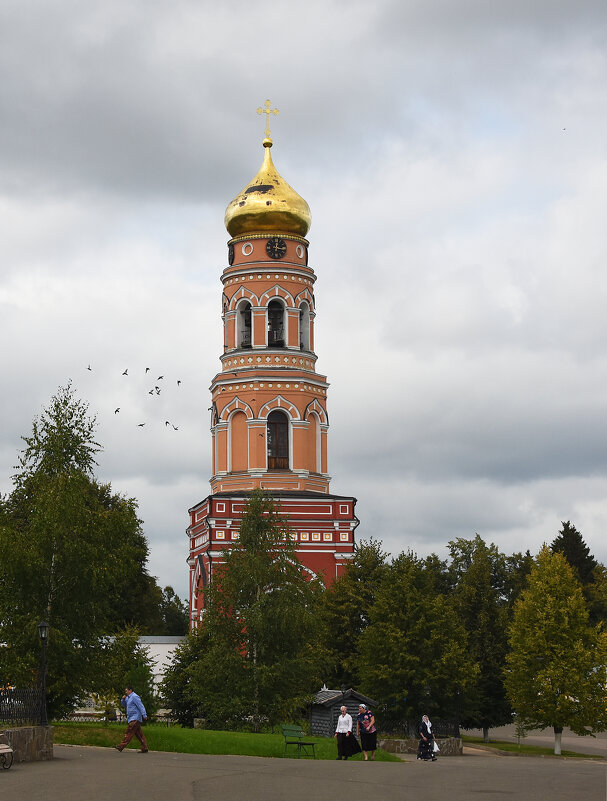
[[114, 685, 148, 753]]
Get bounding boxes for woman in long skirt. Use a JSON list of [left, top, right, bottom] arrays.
[[357, 704, 377, 761], [417, 714, 437, 761], [335, 706, 361, 759]]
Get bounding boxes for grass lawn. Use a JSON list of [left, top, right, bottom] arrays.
[[53, 722, 401, 761], [461, 735, 604, 759]]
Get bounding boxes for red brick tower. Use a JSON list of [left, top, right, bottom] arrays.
[[187, 102, 357, 625]]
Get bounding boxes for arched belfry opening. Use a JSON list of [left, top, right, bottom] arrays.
[[268, 300, 285, 347], [299, 302, 310, 351], [267, 409, 289, 470], [237, 300, 252, 349]]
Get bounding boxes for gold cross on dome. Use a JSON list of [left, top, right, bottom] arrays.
[[257, 99, 279, 139]]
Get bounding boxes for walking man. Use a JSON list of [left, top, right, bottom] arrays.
[[115, 685, 148, 753]]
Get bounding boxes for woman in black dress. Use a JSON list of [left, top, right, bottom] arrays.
[[417, 714, 437, 761], [334, 705, 361, 759]]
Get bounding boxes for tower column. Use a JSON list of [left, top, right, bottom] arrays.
[[187, 105, 357, 627]]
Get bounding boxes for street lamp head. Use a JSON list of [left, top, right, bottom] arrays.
[[37, 621, 49, 641]]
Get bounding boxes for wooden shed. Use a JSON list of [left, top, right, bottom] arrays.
[[310, 687, 378, 737]]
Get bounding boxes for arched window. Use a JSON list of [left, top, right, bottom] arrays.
[[223, 302, 229, 352], [267, 300, 285, 347], [299, 302, 310, 351], [267, 410, 289, 470], [237, 301, 252, 348]]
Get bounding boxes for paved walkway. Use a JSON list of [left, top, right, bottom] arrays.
[[465, 724, 607, 757], [1, 745, 605, 801]]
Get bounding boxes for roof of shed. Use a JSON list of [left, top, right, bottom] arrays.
[[313, 687, 378, 707]]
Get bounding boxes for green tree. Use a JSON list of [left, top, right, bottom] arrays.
[[0, 384, 161, 717], [449, 536, 511, 740], [550, 521, 605, 624], [96, 627, 158, 718], [585, 563, 607, 626], [161, 630, 207, 726], [320, 538, 388, 688], [163, 490, 326, 728], [158, 586, 189, 636], [357, 551, 478, 725], [503, 550, 534, 610], [551, 521, 597, 585], [505, 546, 607, 754]]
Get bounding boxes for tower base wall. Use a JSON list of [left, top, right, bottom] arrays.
[[187, 490, 357, 627]]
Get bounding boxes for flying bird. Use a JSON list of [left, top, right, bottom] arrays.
[[122, 369, 128, 376], [137, 423, 145, 427], [165, 421, 171, 427], [172, 425, 179, 431], [157, 375, 164, 380], [148, 389, 154, 395], [114, 408, 120, 414], [177, 380, 181, 386], [87, 365, 92, 371], [145, 367, 150, 373]]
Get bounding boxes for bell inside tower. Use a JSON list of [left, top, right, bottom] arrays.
[[267, 409, 289, 470], [237, 301, 252, 349], [268, 300, 285, 347]]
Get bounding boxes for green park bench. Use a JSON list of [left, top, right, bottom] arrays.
[[0, 743, 14, 770], [280, 724, 316, 759]]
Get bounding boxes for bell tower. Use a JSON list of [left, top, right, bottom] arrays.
[[187, 103, 357, 625]]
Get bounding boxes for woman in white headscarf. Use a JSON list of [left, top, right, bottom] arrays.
[[417, 714, 437, 761], [356, 704, 377, 761]]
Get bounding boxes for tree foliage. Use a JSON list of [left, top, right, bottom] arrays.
[[320, 538, 388, 689], [505, 546, 607, 753], [357, 551, 479, 724], [158, 586, 189, 636], [95, 627, 158, 718], [551, 521, 597, 585], [449, 535, 511, 736], [162, 490, 326, 728], [551, 521, 606, 624], [0, 384, 165, 717]]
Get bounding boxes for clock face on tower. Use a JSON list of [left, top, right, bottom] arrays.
[[266, 237, 287, 260]]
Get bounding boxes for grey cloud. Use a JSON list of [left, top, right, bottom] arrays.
[[2, 0, 607, 597]]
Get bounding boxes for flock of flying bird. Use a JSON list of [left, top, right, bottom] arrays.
[[86, 364, 183, 430]]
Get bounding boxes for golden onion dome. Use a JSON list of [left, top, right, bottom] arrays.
[[224, 138, 311, 238]]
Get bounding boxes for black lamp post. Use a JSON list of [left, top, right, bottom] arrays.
[[37, 621, 49, 726]]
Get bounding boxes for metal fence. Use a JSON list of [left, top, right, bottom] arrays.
[[0, 687, 44, 726], [380, 718, 460, 739]]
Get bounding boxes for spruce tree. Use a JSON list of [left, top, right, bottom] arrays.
[[551, 521, 597, 585]]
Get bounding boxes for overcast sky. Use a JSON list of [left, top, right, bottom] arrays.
[[2, 0, 607, 599]]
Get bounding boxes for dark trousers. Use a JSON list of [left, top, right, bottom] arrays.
[[118, 720, 148, 751]]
